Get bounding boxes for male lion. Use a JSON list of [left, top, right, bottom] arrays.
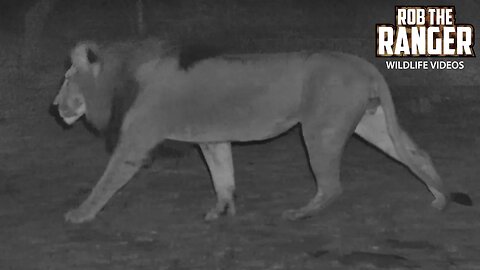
[[52, 39, 471, 223]]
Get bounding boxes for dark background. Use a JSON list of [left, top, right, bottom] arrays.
[[1, 0, 479, 86], [1, 1, 480, 269]]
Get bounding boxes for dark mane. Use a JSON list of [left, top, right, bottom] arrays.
[[81, 39, 173, 152], [83, 38, 213, 154], [103, 77, 140, 152], [177, 44, 223, 70]]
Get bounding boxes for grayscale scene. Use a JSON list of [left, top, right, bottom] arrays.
[[0, 1, 479, 269]]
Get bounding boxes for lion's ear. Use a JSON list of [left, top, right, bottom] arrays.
[[87, 47, 101, 78], [87, 48, 98, 63], [71, 42, 101, 77]]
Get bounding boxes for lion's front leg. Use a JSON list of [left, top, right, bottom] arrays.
[[65, 135, 157, 223], [199, 142, 236, 221]]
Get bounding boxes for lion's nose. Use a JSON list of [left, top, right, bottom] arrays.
[[53, 93, 62, 105]]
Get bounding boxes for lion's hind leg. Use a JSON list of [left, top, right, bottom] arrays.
[[354, 105, 472, 209], [200, 142, 236, 221], [283, 114, 357, 220]]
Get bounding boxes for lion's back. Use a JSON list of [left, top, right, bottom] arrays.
[[305, 51, 380, 80]]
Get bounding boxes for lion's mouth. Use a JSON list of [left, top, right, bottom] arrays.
[[58, 103, 86, 125], [61, 114, 82, 125]]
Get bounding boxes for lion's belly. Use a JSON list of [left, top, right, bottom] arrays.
[[168, 115, 300, 143], [164, 86, 303, 142]]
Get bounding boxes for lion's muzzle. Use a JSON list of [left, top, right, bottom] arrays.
[[53, 98, 86, 125], [52, 79, 87, 125]]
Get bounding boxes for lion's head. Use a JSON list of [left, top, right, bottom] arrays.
[[52, 39, 184, 152], [53, 41, 113, 129], [52, 40, 148, 152], [52, 39, 221, 152], [53, 38, 222, 129]]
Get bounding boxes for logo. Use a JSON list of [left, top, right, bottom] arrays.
[[377, 6, 475, 57]]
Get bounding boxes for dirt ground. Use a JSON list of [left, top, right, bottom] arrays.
[[0, 1, 479, 268], [1, 75, 480, 270]]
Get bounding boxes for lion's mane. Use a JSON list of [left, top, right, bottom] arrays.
[[79, 38, 221, 153]]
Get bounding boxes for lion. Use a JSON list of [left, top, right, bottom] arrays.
[[52, 39, 471, 224]]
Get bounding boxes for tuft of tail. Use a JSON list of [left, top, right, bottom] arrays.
[[450, 192, 473, 206]]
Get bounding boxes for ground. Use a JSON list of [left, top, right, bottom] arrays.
[[1, 81, 479, 269], [1, 1, 479, 268]]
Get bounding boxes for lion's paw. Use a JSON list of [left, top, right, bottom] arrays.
[[429, 189, 448, 211], [282, 193, 340, 221], [431, 196, 448, 211], [64, 208, 96, 224], [281, 209, 311, 221], [204, 209, 221, 221], [204, 198, 236, 221]]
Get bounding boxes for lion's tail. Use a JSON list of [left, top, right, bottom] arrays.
[[375, 74, 472, 207]]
